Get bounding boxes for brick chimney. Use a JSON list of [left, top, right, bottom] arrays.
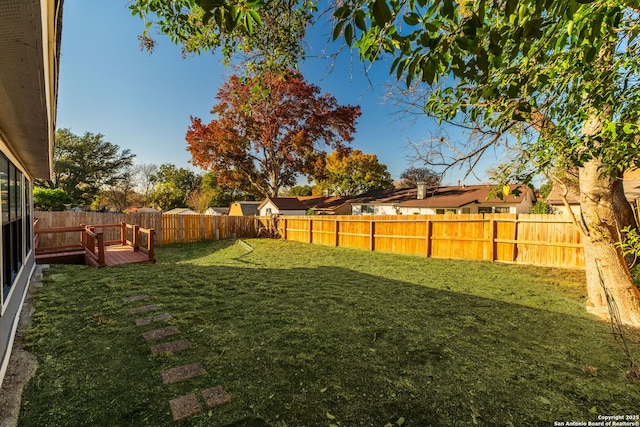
[[417, 181, 427, 200]]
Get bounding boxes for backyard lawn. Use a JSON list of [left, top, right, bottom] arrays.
[[18, 239, 640, 426]]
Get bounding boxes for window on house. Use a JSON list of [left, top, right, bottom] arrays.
[[361, 205, 374, 214], [435, 208, 457, 214], [494, 207, 510, 214], [2, 155, 24, 300], [478, 207, 493, 214]]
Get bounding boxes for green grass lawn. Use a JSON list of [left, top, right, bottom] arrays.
[[19, 239, 640, 426]]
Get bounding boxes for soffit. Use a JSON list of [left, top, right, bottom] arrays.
[[0, 0, 59, 178]]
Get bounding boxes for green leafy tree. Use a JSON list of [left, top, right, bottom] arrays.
[[37, 129, 135, 207], [33, 187, 73, 211], [129, 0, 316, 73], [286, 185, 313, 197], [151, 164, 200, 211], [319, 150, 394, 196], [331, 1, 640, 325]]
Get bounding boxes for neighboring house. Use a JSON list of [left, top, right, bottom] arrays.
[[350, 183, 536, 215], [545, 185, 581, 215], [298, 195, 354, 215], [163, 208, 200, 215], [546, 169, 640, 215], [228, 201, 260, 216], [0, 0, 63, 389], [350, 187, 418, 215], [258, 197, 308, 216], [397, 184, 536, 215], [126, 207, 161, 214], [204, 207, 229, 216]]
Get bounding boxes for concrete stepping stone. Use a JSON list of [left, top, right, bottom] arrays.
[[122, 295, 148, 303], [169, 393, 201, 421], [150, 339, 191, 354], [202, 386, 231, 408], [128, 304, 158, 315], [160, 363, 207, 384], [140, 326, 180, 342], [135, 313, 172, 326]]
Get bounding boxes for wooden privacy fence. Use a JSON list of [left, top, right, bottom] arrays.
[[33, 211, 262, 246], [278, 214, 585, 269], [34, 211, 585, 269]]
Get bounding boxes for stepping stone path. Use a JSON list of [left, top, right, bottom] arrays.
[[123, 295, 231, 422]]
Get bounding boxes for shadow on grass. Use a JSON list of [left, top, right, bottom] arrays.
[[19, 240, 640, 427]]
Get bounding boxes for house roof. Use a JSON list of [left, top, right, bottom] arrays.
[[126, 207, 161, 214], [163, 208, 200, 215], [349, 187, 420, 205], [545, 185, 580, 206], [298, 195, 353, 211], [232, 201, 260, 216], [258, 197, 308, 211], [205, 207, 230, 215], [399, 185, 533, 208], [0, 0, 63, 178]]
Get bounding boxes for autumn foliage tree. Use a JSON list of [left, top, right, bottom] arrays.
[[186, 71, 361, 197], [319, 149, 394, 196]]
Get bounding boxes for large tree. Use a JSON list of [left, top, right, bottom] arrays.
[[319, 149, 394, 196], [330, 0, 640, 324], [37, 129, 135, 207], [398, 166, 441, 189], [185, 71, 361, 197]]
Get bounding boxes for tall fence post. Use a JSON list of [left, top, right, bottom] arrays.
[[308, 218, 313, 243], [370, 220, 375, 251], [334, 219, 339, 247], [282, 218, 287, 240], [488, 218, 496, 261], [425, 219, 432, 258]]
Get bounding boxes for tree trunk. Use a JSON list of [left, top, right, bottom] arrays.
[[579, 157, 640, 326]]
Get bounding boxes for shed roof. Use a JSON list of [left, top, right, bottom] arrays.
[[163, 208, 200, 215]]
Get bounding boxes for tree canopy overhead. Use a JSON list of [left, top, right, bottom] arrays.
[[129, 0, 316, 72], [132, 0, 640, 325], [186, 70, 361, 197]]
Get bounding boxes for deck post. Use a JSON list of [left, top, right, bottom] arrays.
[[80, 224, 86, 249], [97, 232, 105, 266], [133, 225, 140, 251], [148, 229, 155, 261], [120, 222, 127, 245]]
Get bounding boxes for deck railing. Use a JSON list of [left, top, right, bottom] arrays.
[[34, 221, 155, 267]]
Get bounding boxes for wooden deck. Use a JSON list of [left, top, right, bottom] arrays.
[[34, 222, 156, 267], [35, 245, 156, 267], [101, 244, 155, 266]]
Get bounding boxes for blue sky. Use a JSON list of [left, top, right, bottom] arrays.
[[57, 1, 495, 186]]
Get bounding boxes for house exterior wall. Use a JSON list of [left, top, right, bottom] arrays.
[[258, 201, 277, 216], [0, 136, 37, 389], [351, 204, 399, 215]]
